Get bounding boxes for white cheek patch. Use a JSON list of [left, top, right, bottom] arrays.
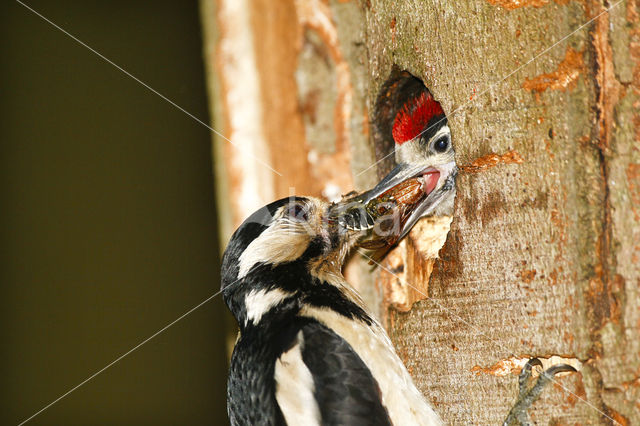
[[275, 331, 320, 426], [244, 288, 293, 326], [238, 222, 311, 279]]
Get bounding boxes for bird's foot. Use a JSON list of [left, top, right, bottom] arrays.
[[503, 358, 577, 426]]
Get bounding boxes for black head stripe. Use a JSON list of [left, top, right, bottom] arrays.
[[243, 196, 310, 229], [419, 114, 447, 145], [303, 285, 373, 325]]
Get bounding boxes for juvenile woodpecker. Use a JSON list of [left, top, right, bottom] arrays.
[[341, 76, 457, 243], [221, 196, 442, 425]]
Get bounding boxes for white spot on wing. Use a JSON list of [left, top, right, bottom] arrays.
[[275, 331, 320, 426]]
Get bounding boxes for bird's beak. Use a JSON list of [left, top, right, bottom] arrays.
[[384, 161, 456, 241], [345, 160, 457, 243]]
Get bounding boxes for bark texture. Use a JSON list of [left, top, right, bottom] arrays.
[[201, 0, 640, 423]]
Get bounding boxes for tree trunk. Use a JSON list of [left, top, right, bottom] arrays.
[[201, 0, 640, 423]]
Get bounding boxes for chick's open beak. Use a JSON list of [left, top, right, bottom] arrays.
[[342, 160, 457, 243]]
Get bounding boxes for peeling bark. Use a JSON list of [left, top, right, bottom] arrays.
[[471, 355, 583, 377], [522, 47, 585, 93], [201, 0, 640, 423], [458, 150, 525, 173]]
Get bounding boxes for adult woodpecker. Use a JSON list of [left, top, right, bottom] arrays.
[[221, 197, 576, 425], [340, 74, 457, 249], [221, 196, 442, 425]]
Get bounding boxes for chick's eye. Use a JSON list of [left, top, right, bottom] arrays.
[[433, 137, 449, 153], [287, 203, 309, 221]]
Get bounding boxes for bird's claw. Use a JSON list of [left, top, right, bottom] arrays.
[[516, 358, 542, 401], [503, 358, 577, 426]]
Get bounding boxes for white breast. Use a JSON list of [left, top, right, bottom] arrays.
[[274, 330, 321, 426]]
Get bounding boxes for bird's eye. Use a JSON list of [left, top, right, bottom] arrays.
[[287, 203, 309, 221], [433, 137, 449, 153]]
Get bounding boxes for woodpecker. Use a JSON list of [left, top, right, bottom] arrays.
[[221, 195, 577, 425], [221, 196, 442, 425], [221, 73, 576, 424], [340, 75, 457, 246]]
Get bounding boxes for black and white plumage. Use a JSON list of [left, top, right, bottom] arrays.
[[221, 196, 441, 425]]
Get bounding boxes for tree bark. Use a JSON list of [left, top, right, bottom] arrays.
[[201, 0, 640, 423]]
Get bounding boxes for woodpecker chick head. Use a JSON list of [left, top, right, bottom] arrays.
[[221, 196, 368, 330], [345, 86, 457, 247], [392, 90, 453, 172]]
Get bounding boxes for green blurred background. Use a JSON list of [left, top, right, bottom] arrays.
[[1, 1, 228, 424]]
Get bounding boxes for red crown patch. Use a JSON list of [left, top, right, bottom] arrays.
[[391, 91, 444, 145]]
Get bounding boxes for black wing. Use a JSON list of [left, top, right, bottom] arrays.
[[299, 320, 392, 426]]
